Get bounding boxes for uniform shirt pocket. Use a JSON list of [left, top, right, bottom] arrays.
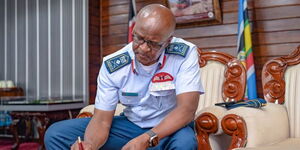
[[149, 89, 176, 110], [119, 91, 140, 106], [149, 90, 173, 96]]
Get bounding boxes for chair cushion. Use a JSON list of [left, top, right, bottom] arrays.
[[79, 104, 126, 116], [198, 61, 226, 110], [234, 138, 300, 150], [284, 63, 300, 138], [225, 103, 289, 147]]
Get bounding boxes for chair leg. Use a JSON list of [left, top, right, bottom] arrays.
[[37, 126, 46, 150], [9, 124, 20, 150], [37, 117, 49, 150]]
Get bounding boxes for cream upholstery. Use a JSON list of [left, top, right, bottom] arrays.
[[198, 61, 226, 110], [284, 63, 300, 138], [223, 46, 300, 149], [234, 138, 300, 150], [225, 103, 289, 147], [78, 104, 125, 116], [196, 60, 228, 132]]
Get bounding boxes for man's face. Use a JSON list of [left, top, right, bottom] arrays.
[[132, 27, 171, 66]]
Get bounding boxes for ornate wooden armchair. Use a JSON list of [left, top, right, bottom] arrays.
[[221, 45, 300, 150], [195, 49, 246, 150], [77, 48, 247, 150]]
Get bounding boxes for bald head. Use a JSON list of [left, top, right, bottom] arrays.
[[134, 4, 176, 40]]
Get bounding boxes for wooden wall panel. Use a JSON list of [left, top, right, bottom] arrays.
[[94, 0, 300, 103], [89, 0, 101, 104]]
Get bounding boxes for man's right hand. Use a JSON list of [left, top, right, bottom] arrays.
[[71, 109, 115, 150], [70, 140, 93, 150]]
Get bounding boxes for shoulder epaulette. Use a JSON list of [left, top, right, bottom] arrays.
[[104, 52, 131, 74], [165, 42, 189, 57]]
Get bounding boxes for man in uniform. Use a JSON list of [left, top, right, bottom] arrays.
[[45, 4, 204, 150]]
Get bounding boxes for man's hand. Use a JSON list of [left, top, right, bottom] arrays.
[[121, 133, 149, 150], [70, 140, 93, 150]]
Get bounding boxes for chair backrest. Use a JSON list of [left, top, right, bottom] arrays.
[[262, 45, 300, 138], [196, 48, 246, 114]]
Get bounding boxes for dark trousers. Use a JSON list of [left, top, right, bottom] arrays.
[[44, 116, 197, 150]]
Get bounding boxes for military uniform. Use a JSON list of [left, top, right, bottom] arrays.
[[45, 37, 204, 150], [96, 37, 204, 128]]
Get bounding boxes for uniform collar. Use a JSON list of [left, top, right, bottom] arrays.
[[128, 43, 167, 75], [158, 51, 166, 70]]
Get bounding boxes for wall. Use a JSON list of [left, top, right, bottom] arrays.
[[88, 0, 101, 104], [99, 0, 300, 100], [0, 0, 88, 100]]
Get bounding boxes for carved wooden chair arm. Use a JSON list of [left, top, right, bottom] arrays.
[[221, 103, 289, 150], [195, 106, 228, 150], [76, 105, 95, 118], [77, 112, 93, 118]]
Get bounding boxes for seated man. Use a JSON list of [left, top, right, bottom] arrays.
[[45, 4, 204, 150]]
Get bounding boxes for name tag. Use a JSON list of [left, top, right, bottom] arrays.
[[122, 92, 138, 97], [150, 82, 175, 92]]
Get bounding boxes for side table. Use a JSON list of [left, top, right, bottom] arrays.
[[0, 98, 87, 150]]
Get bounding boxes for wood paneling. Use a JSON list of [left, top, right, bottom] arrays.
[[95, 0, 300, 102], [222, 0, 300, 13], [89, 0, 101, 104]]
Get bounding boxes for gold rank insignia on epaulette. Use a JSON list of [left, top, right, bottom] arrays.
[[165, 42, 189, 57], [104, 52, 131, 74]]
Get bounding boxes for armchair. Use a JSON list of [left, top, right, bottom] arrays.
[[221, 45, 300, 150], [77, 48, 247, 150]]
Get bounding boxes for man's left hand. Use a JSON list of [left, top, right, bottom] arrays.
[[121, 133, 149, 150]]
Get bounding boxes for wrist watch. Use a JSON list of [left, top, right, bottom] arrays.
[[145, 130, 159, 147]]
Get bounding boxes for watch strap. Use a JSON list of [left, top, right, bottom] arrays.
[[145, 130, 157, 137], [145, 130, 158, 147]]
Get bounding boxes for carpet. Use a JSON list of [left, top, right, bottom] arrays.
[[0, 139, 39, 150]]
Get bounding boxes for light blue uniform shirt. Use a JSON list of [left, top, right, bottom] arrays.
[[95, 37, 204, 128]]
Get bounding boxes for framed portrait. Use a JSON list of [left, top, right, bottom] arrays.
[[165, 0, 222, 27]]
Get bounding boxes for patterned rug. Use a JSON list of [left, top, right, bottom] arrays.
[[0, 139, 39, 150]]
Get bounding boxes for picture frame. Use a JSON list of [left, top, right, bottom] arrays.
[[165, 0, 222, 28]]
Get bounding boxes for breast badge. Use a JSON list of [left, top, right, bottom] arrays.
[[150, 72, 175, 91]]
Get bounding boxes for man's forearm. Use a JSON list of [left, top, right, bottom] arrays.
[[150, 92, 199, 140], [84, 116, 109, 149], [84, 109, 114, 149], [151, 104, 197, 140]]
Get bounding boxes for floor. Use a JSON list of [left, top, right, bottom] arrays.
[[0, 138, 39, 150]]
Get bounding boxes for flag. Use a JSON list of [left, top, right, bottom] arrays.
[[128, 0, 136, 43], [237, 0, 258, 99]]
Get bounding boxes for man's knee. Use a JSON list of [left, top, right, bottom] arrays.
[[44, 118, 90, 150], [171, 135, 197, 149], [44, 121, 63, 144], [167, 127, 197, 150]]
